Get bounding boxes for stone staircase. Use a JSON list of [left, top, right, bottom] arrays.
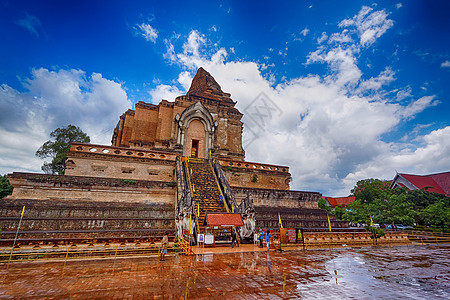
[[187, 158, 226, 232]]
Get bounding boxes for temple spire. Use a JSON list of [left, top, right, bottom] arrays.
[[186, 67, 233, 104]]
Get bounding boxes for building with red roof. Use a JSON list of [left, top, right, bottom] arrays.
[[390, 172, 450, 196], [322, 196, 355, 208]]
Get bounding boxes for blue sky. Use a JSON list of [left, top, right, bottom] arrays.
[[1, 0, 449, 196]]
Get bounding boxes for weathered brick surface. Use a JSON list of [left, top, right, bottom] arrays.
[[303, 231, 410, 247], [233, 186, 320, 209], [7, 173, 176, 204], [255, 206, 348, 229], [0, 198, 174, 245]]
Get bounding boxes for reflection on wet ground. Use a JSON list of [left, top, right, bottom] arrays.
[[1, 245, 448, 299]]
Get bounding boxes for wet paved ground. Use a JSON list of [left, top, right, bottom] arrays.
[[1, 244, 448, 299]]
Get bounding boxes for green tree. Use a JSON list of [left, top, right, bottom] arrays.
[[318, 198, 332, 212], [0, 174, 13, 199], [333, 206, 345, 220], [420, 199, 450, 230], [351, 178, 392, 203], [35, 125, 90, 175], [318, 198, 345, 220], [345, 177, 449, 232]]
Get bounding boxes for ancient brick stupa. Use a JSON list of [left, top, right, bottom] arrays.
[[5, 68, 348, 245]]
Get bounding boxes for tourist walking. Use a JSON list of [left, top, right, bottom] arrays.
[[259, 230, 264, 248], [266, 230, 271, 251], [231, 228, 237, 248], [160, 232, 169, 261]]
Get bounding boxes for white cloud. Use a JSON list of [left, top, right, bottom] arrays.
[[344, 126, 450, 189], [149, 84, 184, 103], [441, 60, 450, 68], [339, 6, 394, 47], [152, 6, 444, 196], [398, 96, 439, 120], [357, 67, 395, 93], [136, 23, 158, 43], [396, 3, 403, 9], [16, 13, 42, 37], [317, 32, 328, 44], [300, 28, 310, 36], [0, 68, 132, 175]]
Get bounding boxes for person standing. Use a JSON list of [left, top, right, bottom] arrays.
[[231, 228, 237, 248], [266, 230, 271, 251], [259, 230, 264, 248], [160, 232, 169, 261]]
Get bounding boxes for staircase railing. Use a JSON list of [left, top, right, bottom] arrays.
[[178, 236, 194, 255], [211, 159, 240, 213], [208, 159, 230, 213], [175, 157, 193, 214], [175, 156, 196, 242], [184, 157, 198, 237]]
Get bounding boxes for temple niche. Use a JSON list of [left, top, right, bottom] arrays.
[[66, 67, 292, 191]]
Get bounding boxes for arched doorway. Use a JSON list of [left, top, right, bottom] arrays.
[[185, 119, 206, 158], [175, 102, 217, 158]]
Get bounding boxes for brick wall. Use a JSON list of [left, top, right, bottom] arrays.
[[7, 173, 176, 204], [233, 186, 320, 209], [0, 198, 174, 245]]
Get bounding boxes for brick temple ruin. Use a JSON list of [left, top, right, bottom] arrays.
[[3, 68, 348, 246]]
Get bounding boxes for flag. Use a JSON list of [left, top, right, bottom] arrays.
[[278, 213, 283, 229], [370, 216, 373, 227], [189, 213, 192, 234], [197, 203, 199, 217], [327, 215, 332, 232], [20, 206, 25, 218]]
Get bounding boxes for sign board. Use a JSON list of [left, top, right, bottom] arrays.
[[205, 234, 214, 245], [287, 229, 296, 243], [198, 234, 204, 243]]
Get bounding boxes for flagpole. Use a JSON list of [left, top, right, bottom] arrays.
[[327, 214, 332, 232], [278, 213, 283, 251], [7, 206, 25, 269]]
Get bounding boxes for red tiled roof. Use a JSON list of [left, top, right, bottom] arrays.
[[205, 213, 244, 227], [324, 196, 355, 207], [400, 173, 446, 195], [429, 172, 450, 195]]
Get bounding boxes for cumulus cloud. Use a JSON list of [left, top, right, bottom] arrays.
[[153, 6, 444, 196], [149, 84, 184, 103], [16, 13, 42, 37], [344, 126, 450, 187], [441, 60, 450, 68], [339, 6, 394, 47], [136, 23, 158, 43], [0, 68, 132, 174]]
